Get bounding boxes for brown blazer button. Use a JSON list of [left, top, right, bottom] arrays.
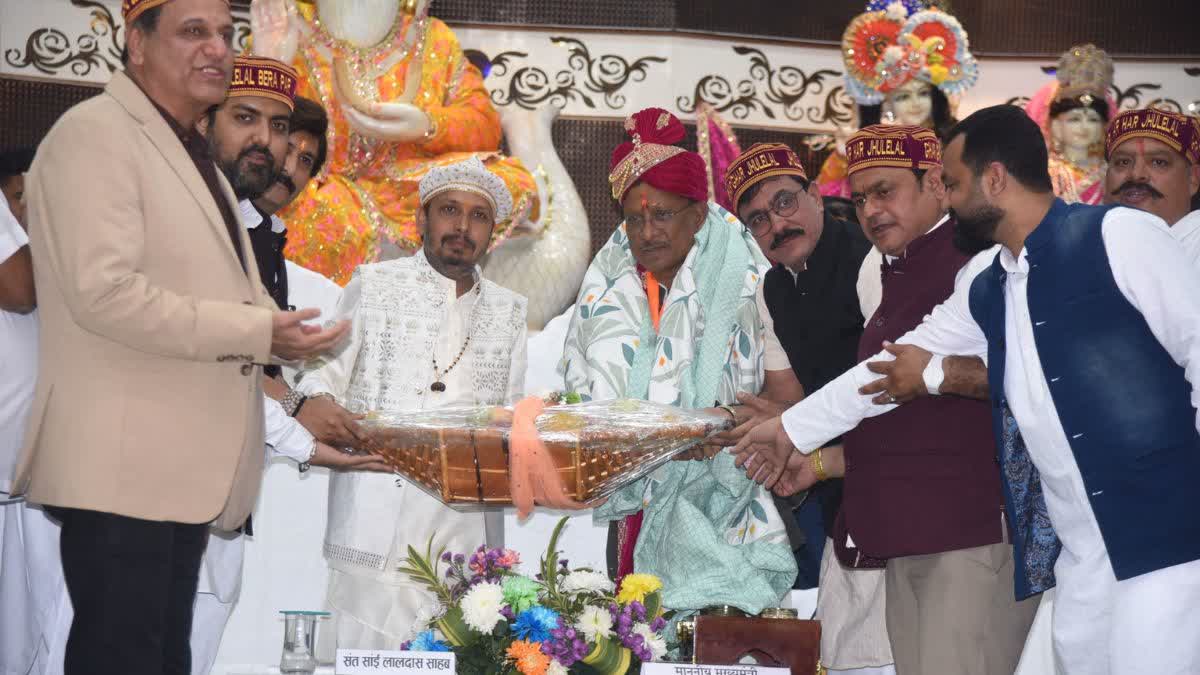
[[240, 364, 253, 376]]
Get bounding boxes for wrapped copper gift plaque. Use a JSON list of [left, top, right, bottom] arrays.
[[355, 399, 732, 506]]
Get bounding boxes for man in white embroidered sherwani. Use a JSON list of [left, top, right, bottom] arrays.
[[735, 105, 1200, 674], [296, 157, 528, 649]]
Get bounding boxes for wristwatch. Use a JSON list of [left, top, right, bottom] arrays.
[[281, 388, 307, 417], [922, 353, 946, 396], [299, 437, 317, 474]]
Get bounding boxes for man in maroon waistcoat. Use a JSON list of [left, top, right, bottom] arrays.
[[755, 125, 1038, 674]]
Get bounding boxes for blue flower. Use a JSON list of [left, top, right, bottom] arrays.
[[512, 606, 561, 643], [408, 630, 452, 652]]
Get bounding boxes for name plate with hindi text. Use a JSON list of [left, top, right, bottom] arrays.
[[335, 650, 455, 674], [640, 664, 790, 675]]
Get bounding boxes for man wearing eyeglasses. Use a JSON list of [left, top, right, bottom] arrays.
[[735, 126, 1039, 675]]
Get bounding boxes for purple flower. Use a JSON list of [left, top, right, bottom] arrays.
[[453, 553, 465, 565], [441, 552, 453, 562], [630, 601, 646, 621], [543, 616, 588, 666]]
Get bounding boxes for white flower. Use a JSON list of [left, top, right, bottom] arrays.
[[882, 45, 905, 65], [547, 660, 570, 675], [633, 622, 667, 661], [885, 1, 909, 20], [561, 570, 615, 595], [460, 582, 505, 634], [575, 605, 614, 643]]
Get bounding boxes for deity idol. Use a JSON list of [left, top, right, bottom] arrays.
[[250, 0, 540, 284], [816, 0, 978, 197], [1025, 44, 1116, 205]]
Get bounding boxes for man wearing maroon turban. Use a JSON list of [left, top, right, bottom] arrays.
[[561, 108, 797, 624]]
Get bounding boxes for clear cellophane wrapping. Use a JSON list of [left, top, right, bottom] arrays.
[[355, 399, 733, 506]]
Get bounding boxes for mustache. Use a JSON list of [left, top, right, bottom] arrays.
[[273, 173, 296, 194], [770, 227, 805, 250], [441, 234, 477, 251], [1112, 180, 1165, 199], [238, 144, 274, 168]]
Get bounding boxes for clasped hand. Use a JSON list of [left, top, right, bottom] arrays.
[[296, 394, 366, 448], [674, 393, 787, 462], [857, 341, 932, 405], [342, 102, 432, 143], [249, 0, 302, 63], [729, 416, 794, 490]]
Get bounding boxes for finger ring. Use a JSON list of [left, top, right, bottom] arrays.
[[885, 394, 896, 403]]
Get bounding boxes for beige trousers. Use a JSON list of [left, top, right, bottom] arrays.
[[885, 543, 1040, 675]]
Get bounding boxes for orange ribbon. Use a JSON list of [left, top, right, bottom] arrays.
[[508, 396, 588, 520], [645, 272, 662, 332]]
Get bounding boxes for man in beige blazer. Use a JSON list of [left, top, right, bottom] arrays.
[[11, 1, 348, 673]]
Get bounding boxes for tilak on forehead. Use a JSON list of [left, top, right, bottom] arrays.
[[122, 0, 230, 23], [1106, 108, 1200, 165]]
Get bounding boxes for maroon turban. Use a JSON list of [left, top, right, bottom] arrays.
[[608, 108, 708, 203]]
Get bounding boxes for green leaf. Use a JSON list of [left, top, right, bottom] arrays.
[[643, 591, 664, 620], [581, 305, 592, 319], [749, 500, 768, 523], [621, 343, 635, 367], [541, 517, 570, 603], [580, 636, 634, 675], [662, 338, 673, 360], [738, 330, 751, 358], [591, 305, 620, 318]]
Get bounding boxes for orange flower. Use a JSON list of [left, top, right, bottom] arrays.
[[506, 640, 550, 675]]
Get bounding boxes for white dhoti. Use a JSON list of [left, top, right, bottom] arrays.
[[321, 474, 499, 652], [0, 500, 70, 675], [814, 538, 895, 674], [189, 529, 246, 675], [1050, 520, 1200, 675]]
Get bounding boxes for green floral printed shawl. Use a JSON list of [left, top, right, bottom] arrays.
[[560, 203, 797, 617]]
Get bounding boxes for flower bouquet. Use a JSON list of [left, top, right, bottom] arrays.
[[399, 518, 667, 674]]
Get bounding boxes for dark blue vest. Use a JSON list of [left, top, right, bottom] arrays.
[[968, 199, 1200, 598]]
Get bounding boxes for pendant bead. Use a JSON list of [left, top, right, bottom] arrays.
[[430, 381, 446, 393]]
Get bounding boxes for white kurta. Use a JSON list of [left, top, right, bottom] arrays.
[[0, 190, 36, 493], [0, 192, 69, 675], [296, 251, 527, 649], [779, 206, 1200, 674], [1170, 209, 1200, 264], [188, 205, 332, 675]]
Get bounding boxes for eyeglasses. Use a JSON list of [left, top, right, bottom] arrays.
[[625, 205, 691, 234], [744, 189, 802, 237]]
